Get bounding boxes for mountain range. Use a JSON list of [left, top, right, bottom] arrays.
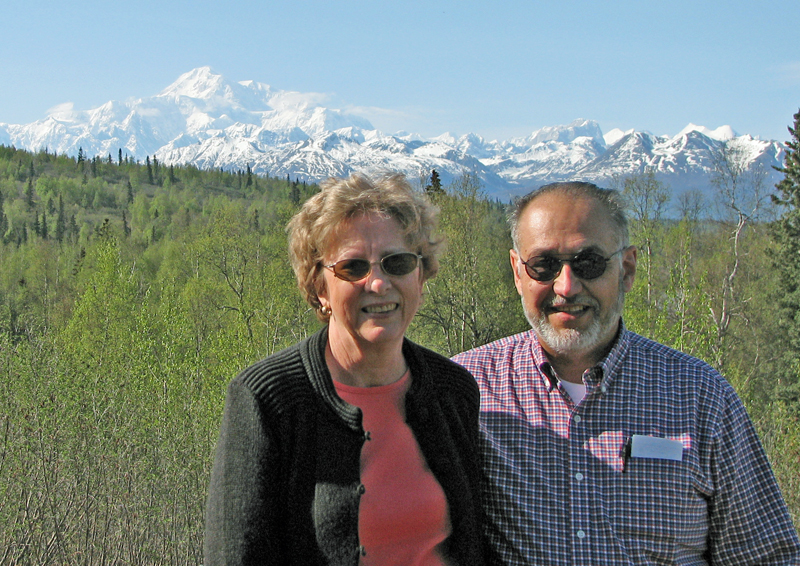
[[0, 67, 786, 206]]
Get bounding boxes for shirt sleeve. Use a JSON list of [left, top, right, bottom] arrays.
[[708, 388, 800, 565], [204, 377, 284, 565]]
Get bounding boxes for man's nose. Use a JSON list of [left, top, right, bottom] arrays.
[[551, 263, 583, 297]]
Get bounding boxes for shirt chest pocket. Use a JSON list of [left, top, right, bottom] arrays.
[[606, 457, 709, 548]]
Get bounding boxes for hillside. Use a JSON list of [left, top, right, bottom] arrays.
[[0, 146, 797, 562]]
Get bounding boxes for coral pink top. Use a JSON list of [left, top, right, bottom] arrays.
[[334, 371, 451, 565]]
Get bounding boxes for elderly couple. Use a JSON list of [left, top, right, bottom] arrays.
[[203, 173, 800, 565]]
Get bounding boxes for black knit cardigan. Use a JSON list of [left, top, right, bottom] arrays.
[[203, 327, 487, 565]]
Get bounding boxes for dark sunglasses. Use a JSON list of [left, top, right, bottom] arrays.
[[323, 252, 423, 282], [520, 247, 627, 282]]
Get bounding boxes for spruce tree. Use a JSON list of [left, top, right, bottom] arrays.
[[771, 108, 800, 402], [153, 156, 160, 184], [122, 210, 131, 237], [146, 156, 154, 185], [0, 190, 7, 240], [425, 169, 444, 197], [56, 195, 66, 242], [25, 178, 35, 207], [69, 215, 79, 243]]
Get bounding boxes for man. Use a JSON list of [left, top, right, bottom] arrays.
[[453, 182, 800, 565]]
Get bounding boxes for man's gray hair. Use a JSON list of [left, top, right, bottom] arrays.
[[509, 181, 629, 250]]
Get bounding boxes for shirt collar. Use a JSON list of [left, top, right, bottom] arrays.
[[529, 320, 631, 395]]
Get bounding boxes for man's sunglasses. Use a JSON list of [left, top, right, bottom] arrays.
[[323, 252, 423, 282], [520, 247, 627, 282]]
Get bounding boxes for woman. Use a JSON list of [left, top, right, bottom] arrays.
[[204, 172, 485, 565]]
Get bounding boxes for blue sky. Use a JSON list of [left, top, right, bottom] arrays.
[[2, 0, 799, 142]]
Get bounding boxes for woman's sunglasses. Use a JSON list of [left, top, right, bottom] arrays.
[[323, 252, 423, 282], [520, 247, 627, 282]]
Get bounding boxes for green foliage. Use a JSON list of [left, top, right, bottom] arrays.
[[624, 217, 717, 365], [772, 109, 800, 385], [411, 173, 527, 354], [614, 168, 669, 330], [767, 109, 800, 528], [0, 143, 797, 561], [0, 146, 319, 563]]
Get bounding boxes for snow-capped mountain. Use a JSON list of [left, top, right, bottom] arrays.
[[0, 67, 786, 207]]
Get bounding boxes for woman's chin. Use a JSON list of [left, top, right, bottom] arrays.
[[354, 322, 407, 348]]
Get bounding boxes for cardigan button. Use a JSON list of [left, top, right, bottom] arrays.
[[358, 545, 367, 556], [364, 430, 371, 441], [357, 484, 366, 495]]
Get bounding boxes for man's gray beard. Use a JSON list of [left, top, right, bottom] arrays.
[[524, 277, 625, 357]]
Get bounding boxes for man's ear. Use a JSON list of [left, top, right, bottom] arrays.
[[621, 246, 637, 293], [510, 248, 524, 296]]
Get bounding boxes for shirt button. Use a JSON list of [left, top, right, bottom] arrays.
[[600, 384, 608, 393], [577, 530, 586, 539], [575, 472, 584, 481], [573, 415, 582, 423]]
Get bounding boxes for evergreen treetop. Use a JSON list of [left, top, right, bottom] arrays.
[[770, 108, 800, 392]]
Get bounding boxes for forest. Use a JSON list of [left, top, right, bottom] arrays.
[[1, 109, 799, 564]]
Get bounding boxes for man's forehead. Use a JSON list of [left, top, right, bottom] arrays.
[[517, 195, 619, 253], [523, 192, 601, 218]]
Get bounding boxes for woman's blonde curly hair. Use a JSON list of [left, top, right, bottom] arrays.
[[287, 172, 443, 322]]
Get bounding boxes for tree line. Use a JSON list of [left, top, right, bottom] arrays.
[[0, 109, 799, 564]]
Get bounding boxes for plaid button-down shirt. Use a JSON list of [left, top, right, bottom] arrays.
[[453, 325, 800, 566]]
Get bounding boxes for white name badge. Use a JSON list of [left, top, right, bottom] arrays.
[[630, 434, 684, 461]]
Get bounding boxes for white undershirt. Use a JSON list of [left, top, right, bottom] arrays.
[[559, 379, 587, 404]]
